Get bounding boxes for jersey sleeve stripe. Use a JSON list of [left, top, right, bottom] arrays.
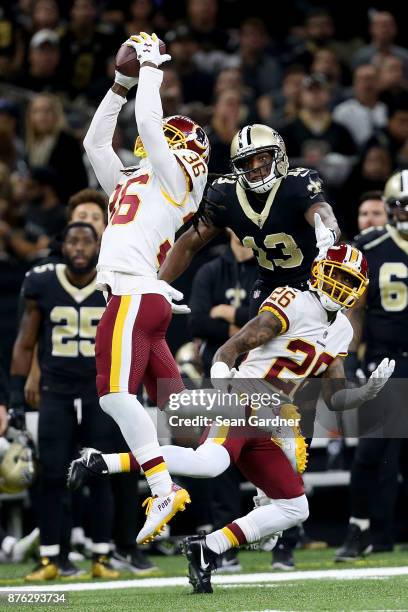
[[337, 352, 348, 357], [259, 303, 289, 333]]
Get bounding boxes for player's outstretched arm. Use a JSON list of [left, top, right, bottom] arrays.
[[323, 356, 395, 411], [212, 311, 282, 371], [82, 72, 134, 196], [159, 221, 221, 283], [131, 34, 189, 200]]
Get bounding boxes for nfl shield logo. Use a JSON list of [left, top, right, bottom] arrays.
[[253, 290, 261, 299]]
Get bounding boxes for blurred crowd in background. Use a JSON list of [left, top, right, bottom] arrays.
[[0, 0, 408, 561], [1, 0, 408, 364]]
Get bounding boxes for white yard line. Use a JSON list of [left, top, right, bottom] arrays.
[[0, 566, 408, 592]]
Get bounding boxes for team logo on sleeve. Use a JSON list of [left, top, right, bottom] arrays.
[[307, 177, 323, 196]]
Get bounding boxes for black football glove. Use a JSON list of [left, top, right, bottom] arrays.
[[8, 375, 27, 430]]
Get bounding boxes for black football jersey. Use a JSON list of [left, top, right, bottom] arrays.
[[22, 263, 105, 394], [207, 168, 326, 286], [355, 225, 408, 351]]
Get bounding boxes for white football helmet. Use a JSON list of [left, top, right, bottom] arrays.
[[230, 125, 288, 193]]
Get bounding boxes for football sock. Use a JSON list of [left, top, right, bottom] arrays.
[[206, 522, 248, 554], [92, 542, 110, 555], [101, 441, 230, 478], [40, 544, 60, 557], [206, 495, 309, 553], [100, 393, 172, 496], [102, 452, 139, 474], [350, 517, 370, 531]]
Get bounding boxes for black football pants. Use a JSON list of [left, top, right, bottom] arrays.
[[349, 351, 408, 547], [38, 390, 114, 548]]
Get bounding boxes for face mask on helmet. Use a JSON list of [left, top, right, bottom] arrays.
[[309, 245, 369, 311], [230, 125, 289, 193], [384, 169, 408, 233], [134, 115, 210, 162]]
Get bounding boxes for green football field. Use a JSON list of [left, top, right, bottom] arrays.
[[1, 548, 408, 611]]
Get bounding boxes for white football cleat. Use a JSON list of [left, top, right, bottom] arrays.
[[136, 483, 191, 544]]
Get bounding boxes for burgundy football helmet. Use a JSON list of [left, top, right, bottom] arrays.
[[134, 115, 210, 162]]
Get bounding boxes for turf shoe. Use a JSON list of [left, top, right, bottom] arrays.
[[335, 524, 372, 561], [181, 535, 218, 593], [58, 557, 86, 577], [25, 556, 60, 581], [217, 549, 242, 573], [91, 554, 120, 578], [67, 448, 108, 490], [136, 483, 190, 544], [110, 547, 158, 575], [272, 543, 295, 570]]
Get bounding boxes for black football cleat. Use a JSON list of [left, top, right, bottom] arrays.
[[181, 535, 218, 594], [334, 524, 372, 561], [67, 447, 108, 490]]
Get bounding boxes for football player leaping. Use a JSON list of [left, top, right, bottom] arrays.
[[80, 32, 210, 544], [68, 242, 395, 592]]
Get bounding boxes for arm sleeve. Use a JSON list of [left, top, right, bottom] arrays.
[[258, 288, 300, 334], [189, 263, 230, 343], [21, 271, 40, 300], [83, 89, 126, 196], [204, 180, 229, 228], [296, 169, 327, 213], [135, 66, 187, 201]]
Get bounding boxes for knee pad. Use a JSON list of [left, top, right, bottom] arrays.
[[275, 494, 309, 524]]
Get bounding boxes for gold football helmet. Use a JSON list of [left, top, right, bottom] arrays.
[[383, 170, 408, 233], [0, 431, 36, 494], [230, 124, 289, 193]]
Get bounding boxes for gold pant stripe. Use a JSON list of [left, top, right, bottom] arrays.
[[211, 424, 230, 445], [222, 526, 239, 547], [119, 453, 130, 472], [110, 296, 131, 392], [144, 462, 167, 478]]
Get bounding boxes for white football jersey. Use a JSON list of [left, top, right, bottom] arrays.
[[97, 149, 207, 279], [236, 287, 353, 399], [83, 65, 208, 298]]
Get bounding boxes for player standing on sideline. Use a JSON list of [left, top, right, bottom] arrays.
[[82, 32, 210, 544], [336, 170, 408, 560], [9, 223, 119, 581]]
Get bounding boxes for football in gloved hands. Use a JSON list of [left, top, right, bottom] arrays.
[[115, 38, 167, 77]]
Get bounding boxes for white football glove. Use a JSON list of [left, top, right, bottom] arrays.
[[314, 212, 336, 259], [126, 32, 171, 67], [210, 361, 233, 393], [114, 70, 139, 90], [171, 303, 191, 315], [364, 357, 395, 400]]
